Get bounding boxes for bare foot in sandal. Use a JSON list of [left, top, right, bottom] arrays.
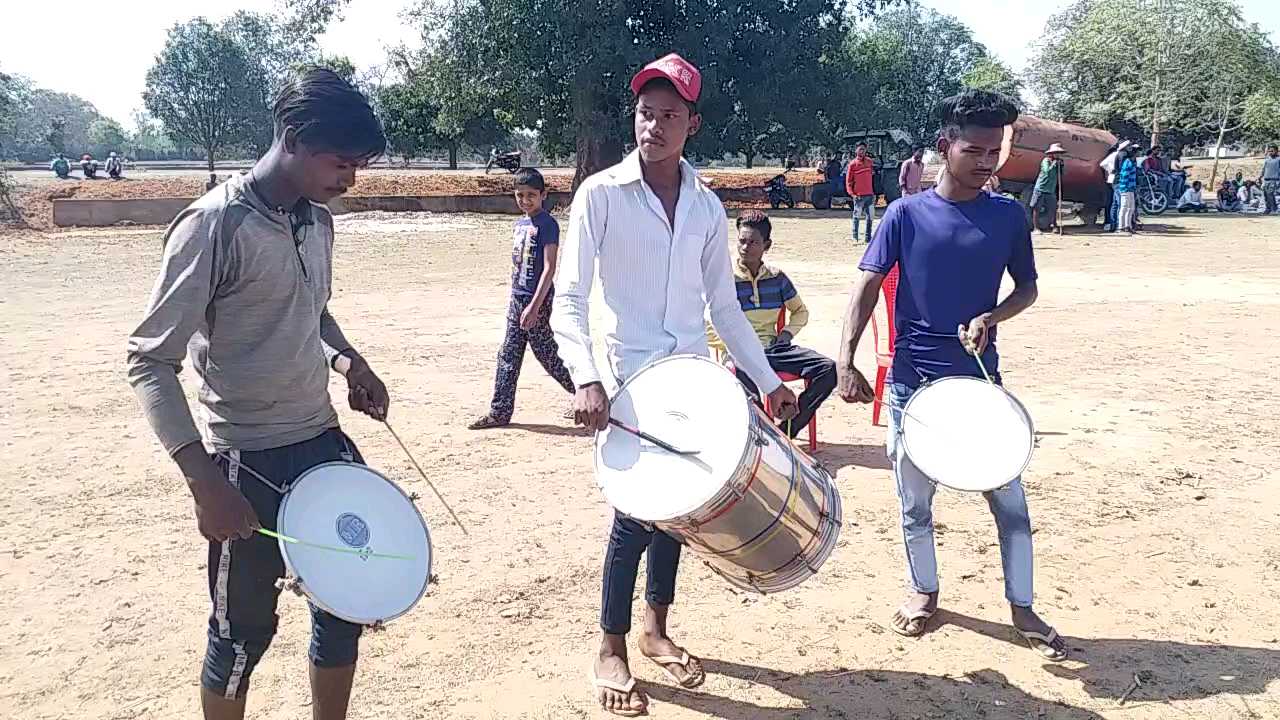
[[637, 602, 705, 688], [890, 591, 938, 637], [593, 639, 647, 716], [639, 631, 705, 688], [1011, 605, 1068, 661]]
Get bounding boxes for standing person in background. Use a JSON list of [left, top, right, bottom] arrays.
[[1116, 145, 1139, 234], [1098, 140, 1128, 232], [846, 142, 875, 243], [1029, 143, 1065, 234], [898, 146, 924, 197], [1260, 144, 1279, 215]]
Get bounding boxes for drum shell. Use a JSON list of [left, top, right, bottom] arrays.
[[657, 402, 842, 594]]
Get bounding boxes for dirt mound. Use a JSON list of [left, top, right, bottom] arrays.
[[9, 168, 825, 231]]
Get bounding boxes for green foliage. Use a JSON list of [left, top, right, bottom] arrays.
[[962, 56, 1024, 106], [1028, 0, 1280, 150], [144, 18, 265, 172], [88, 117, 128, 156], [838, 7, 990, 145], [1244, 89, 1280, 147]]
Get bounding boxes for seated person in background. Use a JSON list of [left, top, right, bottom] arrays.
[[709, 210, 836, 439], [1239, 180, 1265, 214], [1218, 181, 1242, 211], [1176, 181, 1208, 213]]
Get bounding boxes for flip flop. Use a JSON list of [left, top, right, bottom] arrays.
[[589, 669, 647, 717], [1018, 626, 1069, 662], [890, 606, 934, 637], [645, 651, 705, 689]]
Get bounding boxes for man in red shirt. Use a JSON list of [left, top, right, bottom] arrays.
[[845, 142, 876, 243]]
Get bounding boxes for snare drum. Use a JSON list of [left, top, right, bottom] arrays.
[[276, 462, 432, 625], [595, 355, 842, 594], [898, 376, 1035, 492]]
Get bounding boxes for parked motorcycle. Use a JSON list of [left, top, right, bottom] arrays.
[[764, 174, 795, 209], [485, 150, 522, 174]]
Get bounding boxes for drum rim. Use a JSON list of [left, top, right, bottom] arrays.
[[899, 376, 1035, 492], [276, 460, 433, 625], [595, 353, 755, 523]]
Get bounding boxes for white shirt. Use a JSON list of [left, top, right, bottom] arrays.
[[1099, 151, 1119, 184], [1177, 188, 1202, 207], [551, 150, 781, 393]]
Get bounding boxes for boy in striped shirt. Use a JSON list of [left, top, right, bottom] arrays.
[[710, 210, 836, 437]]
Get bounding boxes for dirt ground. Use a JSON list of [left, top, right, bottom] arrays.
[[1, 208, 1278, 720]]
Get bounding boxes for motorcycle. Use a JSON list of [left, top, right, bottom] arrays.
[[485, 150, 522, 174], [763, 174, 795, 209]]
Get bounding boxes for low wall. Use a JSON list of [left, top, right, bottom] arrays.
[[52, 186, 813, 227]]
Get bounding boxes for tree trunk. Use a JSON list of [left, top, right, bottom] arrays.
[[1149, 72, 1162, 148], [1207, 104, 1231, 192], [206, 148, 217, 191], [744, 151, 754, 169], [448, 144, 458, 170]]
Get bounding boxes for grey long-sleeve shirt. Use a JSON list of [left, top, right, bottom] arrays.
[[126, 174, 352, 454]]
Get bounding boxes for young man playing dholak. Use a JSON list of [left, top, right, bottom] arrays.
[[836, 89, 1068, 662], [126, 69, 391, 720], [551, 53, 799, 717]]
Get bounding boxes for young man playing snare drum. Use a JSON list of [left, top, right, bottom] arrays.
[[126, 69, 391, 720], [551, 53, 799, 717], [836, 89, 1068, 662]]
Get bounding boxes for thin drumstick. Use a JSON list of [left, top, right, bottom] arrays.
[[256, 527, 415, 561], [971, 346, 995, 385], [383, 420, 469, 536], [607, 418, 699, 456]]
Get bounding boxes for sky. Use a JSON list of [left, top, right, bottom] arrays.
[[2, 0, 1279, 127]]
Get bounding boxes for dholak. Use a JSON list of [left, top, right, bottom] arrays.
[[276, 462, 432, 625], [898, 377, 1034, 492], [595, 355, 842, 594]]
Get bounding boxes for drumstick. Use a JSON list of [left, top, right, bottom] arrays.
[[970, 346, 995, 385], [382, 420, 470, 536], [607, 418, 699, 456], [256, 528, 415, 561]]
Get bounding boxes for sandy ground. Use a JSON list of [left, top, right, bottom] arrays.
[[1, 210, 1278, 720]]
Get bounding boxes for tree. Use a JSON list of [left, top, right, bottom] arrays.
[[1026, 0, 1263, 148], [962, 56, 1024, 106], [1244, 89, 1280, 147], [144, 18, 264, 183], [377, 80, 438, 164], [839, 7, 990, 145], [221, 10, 321, 155], [46, 118, 66, 156], [88, 118, 128, 156]]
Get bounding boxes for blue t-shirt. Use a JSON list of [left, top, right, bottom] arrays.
[[511, 211, 559, 297], [858, 189, 1037, 391]]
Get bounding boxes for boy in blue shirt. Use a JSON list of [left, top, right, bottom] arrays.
[[469, 168, 575, 429], [835, 89, 1067, 661]]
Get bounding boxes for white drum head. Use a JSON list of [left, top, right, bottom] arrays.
[[595, 355, 751, 522], [277, 462, 431, 625], [900, 377, 1034, 492]]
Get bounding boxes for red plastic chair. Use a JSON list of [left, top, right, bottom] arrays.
[[717, 309, 818, 452], [763, 309, 818, 452], [870, 265, 899, 426]]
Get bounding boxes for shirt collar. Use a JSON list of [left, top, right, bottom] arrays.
[[735, 256, 776, 281], [615, 149, 697, 190]]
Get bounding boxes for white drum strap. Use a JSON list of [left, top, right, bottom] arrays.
[[215, 453, 286, 495]]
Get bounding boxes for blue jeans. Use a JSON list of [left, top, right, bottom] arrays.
[[886, 383, 1035, 606], [599, 511, 681, 634], [851, 195, 874, 243], [1109, 184, 1121, 231]]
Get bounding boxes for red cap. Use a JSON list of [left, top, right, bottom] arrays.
[[630, 53, 701, 103]]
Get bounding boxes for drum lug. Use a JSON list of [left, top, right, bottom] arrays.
[[749, 426, 769, 447]]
